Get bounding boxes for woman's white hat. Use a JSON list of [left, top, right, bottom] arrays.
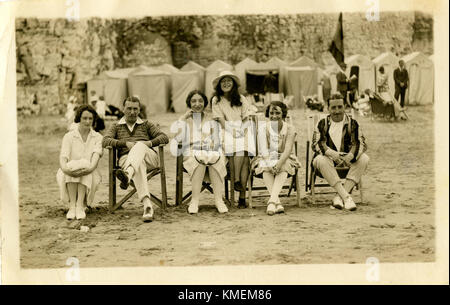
[[212, 70, 241, 89]]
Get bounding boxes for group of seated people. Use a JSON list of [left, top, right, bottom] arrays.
[[57, 71, 369, 222]]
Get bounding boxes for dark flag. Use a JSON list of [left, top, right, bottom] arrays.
[[329, 12, 344, 66]]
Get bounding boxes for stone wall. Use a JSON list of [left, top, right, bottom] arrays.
[[16, 12, 433, 111]]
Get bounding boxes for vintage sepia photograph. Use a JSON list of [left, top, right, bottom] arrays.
[[0, 0, 448, 284]]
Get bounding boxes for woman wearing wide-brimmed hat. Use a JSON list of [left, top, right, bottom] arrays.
[[211, 70, 255, 208]]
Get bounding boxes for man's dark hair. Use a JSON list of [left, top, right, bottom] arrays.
[[327, 93, 344, 108], [123, 95, 141, 107]]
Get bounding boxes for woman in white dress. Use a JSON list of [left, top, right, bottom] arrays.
[[177, 90, 228, 214], [211, 71, 255, 208], [251, 102, 300, 215], [56, 105, 103, 220]]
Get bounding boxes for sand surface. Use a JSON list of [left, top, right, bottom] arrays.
[[17, 106, 435, 268]]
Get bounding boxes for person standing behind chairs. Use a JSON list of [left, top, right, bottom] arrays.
[[211, 70, 254, 209], [393, 60, 409, 108], [102, 96, 169, 222], [336, 63, 348, 107], [312, 94, 369, 211]]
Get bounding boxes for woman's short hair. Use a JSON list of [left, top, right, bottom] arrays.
[[265, 101, 288, 119], [123, 95, 141, 107], [186, 90, 208, 108], [74, 104, 98, 125]]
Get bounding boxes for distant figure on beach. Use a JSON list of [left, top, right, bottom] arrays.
[[311, 94, 369, 211], [393, 60, 409, 108], [57, 105, 103, 220], [263, 71, 277, 94]]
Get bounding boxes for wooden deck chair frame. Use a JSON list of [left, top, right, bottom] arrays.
[[247, 115, 302, 208], [304, 114, 363, 205], [175, 142, 235, 207], [107, 145, 168, 212]]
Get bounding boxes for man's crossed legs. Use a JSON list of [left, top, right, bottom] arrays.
[[313, 153, 369, 211], [117, 142, 160, 222]]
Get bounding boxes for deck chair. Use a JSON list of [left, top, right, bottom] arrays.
[[367, 89, 408, 121], [247, 115, 302, 208], [304, 114, 363, 205], [107, 145, 168, 212], [175, 142, 235, 207]]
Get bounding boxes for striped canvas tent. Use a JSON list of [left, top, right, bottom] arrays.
[[180, 61, 206, 92]]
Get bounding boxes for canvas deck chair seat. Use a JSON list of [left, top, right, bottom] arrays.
[[305, 114, 363, 205], [175, 141, 235, 207], [247, 115, 302, 208], [366, 89, 408, 121], [107, 145, 168, 212]]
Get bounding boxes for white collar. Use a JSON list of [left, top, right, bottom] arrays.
[[74, 127, 94, 140], [118, 117, 144, 125]]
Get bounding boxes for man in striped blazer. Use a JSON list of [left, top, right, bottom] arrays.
[[312, 94, 369, 211]]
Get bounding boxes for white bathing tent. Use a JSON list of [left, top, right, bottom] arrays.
[[284, 56, 320, 107], [401, 52, 434, 105], [372, 52, 399, 96], [205, 60, 233, 99], [234, 57, 258, 94], [87, 69, 129, 108], [180, 61, 206, 92], [285, 66, 318, 108], [171, 70, 203, 113], [127, 67, 171, 113], [345, 54, 376, 92]]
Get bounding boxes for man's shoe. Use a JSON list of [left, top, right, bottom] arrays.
[[187, 201, 199, 214], [237, 198, 247, 209], [332, 195, 344, 210], [344, 196, 357, 211], [215, 201, 229, 214], [142, 204, 154, 222], [116, 169, 129, 190], [275, 203, 285, 214], [266, 202, 276, 216]]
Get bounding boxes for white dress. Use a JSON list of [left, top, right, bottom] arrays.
[[211, 95, 256, 156], [56, 128, 103, 206], [178, 114, 227, 183]]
